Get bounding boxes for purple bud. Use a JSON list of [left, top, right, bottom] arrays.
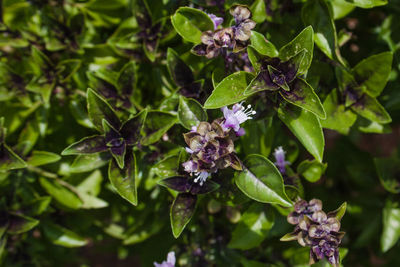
[[273, 146, 290, 174], [236, 127, 246, 136]]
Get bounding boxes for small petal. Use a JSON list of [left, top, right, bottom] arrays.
[[208, 13, 224, 30], [167, 252, 176, 265], [236, 127, 245, 136], [230, 5, 251, 24], [201, 31, 214, 45], [182, 160, 197, 173], [213, 28, 235, 48]]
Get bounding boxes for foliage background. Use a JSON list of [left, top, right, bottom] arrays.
[[1, 0, 400, 266]]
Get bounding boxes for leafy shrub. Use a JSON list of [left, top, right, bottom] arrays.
[[0, 0, 400, 266]]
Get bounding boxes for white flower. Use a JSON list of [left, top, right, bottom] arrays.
[[193, 171, 209, 186], [154, 251, 176, 267]]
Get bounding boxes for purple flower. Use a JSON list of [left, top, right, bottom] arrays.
[[208, 13, 224, 30], [182, 160, 197, 172], [273, 146, 290, 174], [181, 121, 242, 185], [221, 102, 256, 136], [154, 251, 175, 267]]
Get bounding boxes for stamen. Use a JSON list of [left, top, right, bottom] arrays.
[[193, 171, 209, 186]]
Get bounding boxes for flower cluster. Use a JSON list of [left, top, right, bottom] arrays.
[[193, 5, 256, 58], [182, 121, 240, 185], [282, 199, 345, 267], [182, 103, 255, 185]]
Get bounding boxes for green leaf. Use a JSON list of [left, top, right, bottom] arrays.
[[22, 196, 52, 216], [56, 59, 82, 83], [240, 259, 265, 267], [234, 154, 292, 207], [178, 96, 208, 130], [302, 0, 338, 60], [27, 151, 61, 167], [350, 94, 392, 124], [228, 203, 274, 250], [249, 31, 279, 58], [240, 118, 274, 157], [141, 111, 177, 145], [279, 26, 314, 74], [123, 219, 163, 245], [0, 144, 27, 171], [381, 201, 400, 252], [358, 120, 391, 134], [3, 2, 33, 30], [352, 52, 393, 97], [280, 78, 326, 119], [39, 177, 83, 210], [61, 135, 107, 156], [247, 46, 263, 73], [143, 39, 159, 63], [0, 218, 7, 239], [120, 109, 147, 145], [204, 71, 255, 109], [331, 0, 355, 19], [87, 69, 118, 91], [321, 89, 357, 134], [297, 159, 327, 182], [0, 237, 6, 262], [76, 171, 108, 209], [42, 223, 88, 248], [171, 7, 214, 43], [69, 152, 110, 173], [69, 99, 95, 129], [16, 121, 40, 156], [345, 0, 388, 8], [250, 0, 267, 23], [117, 61, 136, 96], [152, 155, 180, 178], [0, 117, 5, 143], [374, 157, 400, 194], [6, 213, 39, 235], [77, 170, 103, 196], [26, 80, 55, 105], [31, 46, 53, 72], [328, 202, 347, 221], [77, 191, 108, 209], [280, 231, 299, 241], [108, 150, 137, 205], [167, 48, 194, 87], [278, 103, 324, 162], [87, 88, 120, 132], [170, 193, 197, 238]]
